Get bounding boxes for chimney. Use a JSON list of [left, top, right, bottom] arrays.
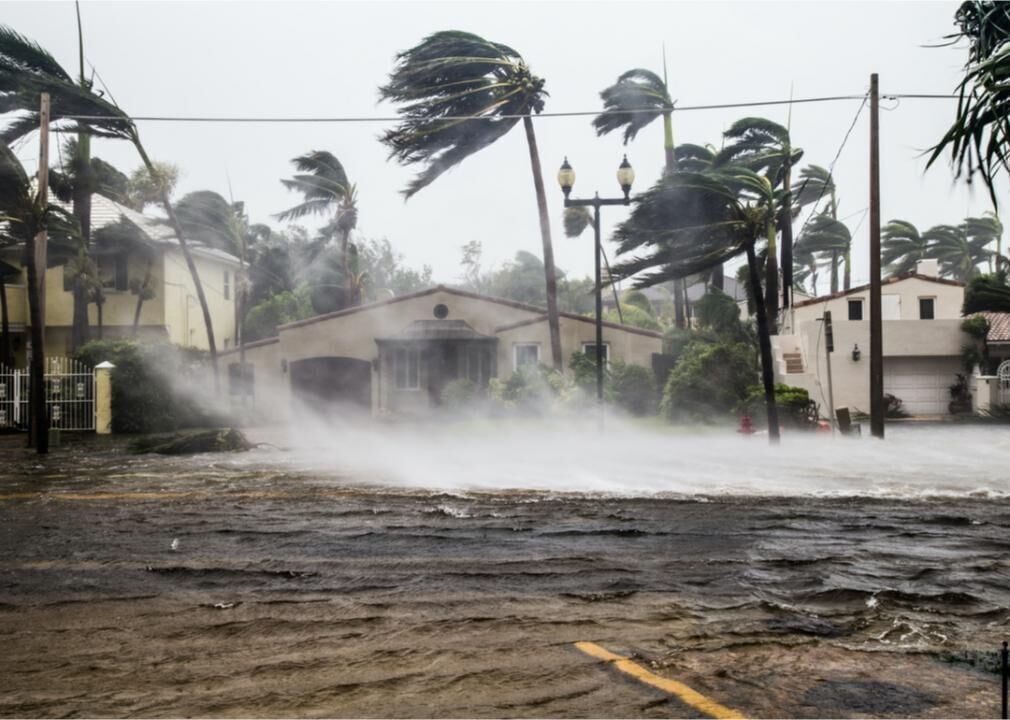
[[915, 258, 939, 278]]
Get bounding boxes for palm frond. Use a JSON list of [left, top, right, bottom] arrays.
[[592, 67, 671, 144]]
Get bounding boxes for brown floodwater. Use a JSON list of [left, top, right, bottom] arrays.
[[0, 429, 1007, 718]]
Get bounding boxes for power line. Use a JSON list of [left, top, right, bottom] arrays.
[[56, 92, 957, 125]]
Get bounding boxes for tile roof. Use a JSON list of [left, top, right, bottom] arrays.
[[979, 312, 1010, 343]]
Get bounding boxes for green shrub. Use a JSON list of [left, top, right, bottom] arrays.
[[441, 378, 481, 408], [661, 340, 757, 422], [609, 361, 657, 416], [603, 304, 663, 331], [742, 383, 819, 429], [243, 290, 313, 342], [76, 340, 225, 434], [569, 351, 598, 393]]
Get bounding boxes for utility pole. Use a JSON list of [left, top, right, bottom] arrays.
[[869, 73, 884, 439], [27, 93, 50, 454], [823, 310, 836, 436]]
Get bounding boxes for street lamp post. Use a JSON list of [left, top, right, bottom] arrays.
[[557, 155, 635, 404]]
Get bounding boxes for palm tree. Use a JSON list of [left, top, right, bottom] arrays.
[[928, 1, 1010, 206], [794, 212, 852, 293], [275, 151, 357, 310], [378, 31, 563, 368], [926, 223, 992, 282], [593, 67, 693, 326], [962, 212, 1004, 270], [714, 117, 803, 326], [610, 168, 782, 442], [0, 24, 222, 382], [882, 219, 929, 275], [791, 164, 842, 293]]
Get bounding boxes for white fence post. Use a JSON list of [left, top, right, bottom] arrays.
[[95, 361, 114, 435]]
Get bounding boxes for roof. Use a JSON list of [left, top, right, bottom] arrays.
[[979, 312, 1010, 343], [793, 272, 964, 309], [377, 319, 495, 343], [51, 193, 240, 266], [277, 285, 664, 339], [494, 313, 663, 339]]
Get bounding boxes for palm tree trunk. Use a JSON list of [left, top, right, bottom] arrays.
[[780, 159, 794, 310], [0, 275, 11, 367], [830, 251, 839, 294], [26, 231, 47, 453], [746, 240, 780, 444], [131, 135, 219, 385], [96, 299, 103, 339], [843, 246, 852, 290], [522, 115, 562, 369], [131, 261, 152, 336], [674, 279, 686, 329], [339, 228, 349, 310], [711, 266, 724, 291], [764, 217, 779, 335], [662, 110, 676, 173]]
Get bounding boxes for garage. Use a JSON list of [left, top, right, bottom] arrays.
[[883, 357, 961, 416], [289, 357, 372, 415]]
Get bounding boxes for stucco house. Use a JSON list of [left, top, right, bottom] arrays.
[[0, 193, 239, 363], [772, 259, 970, 417], [223, 285, 663, 417]]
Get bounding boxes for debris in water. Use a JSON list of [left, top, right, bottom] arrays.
[[170, 538, 179, 551], [129, 428, 253, 455]]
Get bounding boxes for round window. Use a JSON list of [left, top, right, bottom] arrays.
[[433, 303, 449, 319]]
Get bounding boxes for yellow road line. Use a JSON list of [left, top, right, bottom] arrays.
[[574, 641, 745, 719]]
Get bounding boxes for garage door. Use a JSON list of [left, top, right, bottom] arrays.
[[883, 357, 960, 416]]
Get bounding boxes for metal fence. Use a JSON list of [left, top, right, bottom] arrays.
[[0, 357, 96, 432]]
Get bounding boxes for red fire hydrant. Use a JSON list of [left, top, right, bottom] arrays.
[[737, 415, 755, 435]]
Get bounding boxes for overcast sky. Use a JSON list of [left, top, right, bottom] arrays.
[[5, 1, 1004, 290]]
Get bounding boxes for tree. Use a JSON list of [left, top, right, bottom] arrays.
[[928, 1, 1010, 206], [611, 168, 782, 442], [275, 151, 358, 310], [124, 162, 178, 211], [963, 271, 1010, 313], [0, 24, 222, 383], [962, 212, 1004, 271], [379, 31, 563, 368], [593, 67, 690, 326], [714, 117, 803, 326], [882, 220, 929, 275], [926, 223, 991, 282], [794, 212, 852, 293], [791, 164, 841, 293]]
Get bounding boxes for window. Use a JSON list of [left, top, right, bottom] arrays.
[[97, 254, 128, 291], [847, 299, 864, 321], [394, 348, 420, 390], [513, 343, 540, 371], [465, 346, 492, 385], [919, 297, 935, 320], [581, 342, 610, 365], [223, 271, 231, 300]]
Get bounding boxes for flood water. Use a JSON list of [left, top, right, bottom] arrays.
[[0, 422, 1008, 717]]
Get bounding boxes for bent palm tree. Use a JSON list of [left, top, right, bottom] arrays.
[[0, 24, 221, 381], [275, 151, 357, 309], [882, 219, 929, 275], [610, 168, 782, 442], [926, 223, 991, 282], [794, 212, 852, 293], [593, 67, 692, 325], [379, 30, 562, 368], [928, 1, 1010, 206], [962, 212, 1004, 271], [715, 117, 803, 323]]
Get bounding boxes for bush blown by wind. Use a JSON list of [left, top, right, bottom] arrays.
[[661, 340, 757, 422], [76, 340, 224, 433]]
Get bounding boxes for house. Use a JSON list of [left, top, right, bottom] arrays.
[[222, 285, 663, 417], [0, 193, 239, 364], [771, 259, 969, 417]]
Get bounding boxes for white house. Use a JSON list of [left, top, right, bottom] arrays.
[[771, 259, 969, 417]]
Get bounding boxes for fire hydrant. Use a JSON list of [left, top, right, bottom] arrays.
[[737, 415, 755, 435]]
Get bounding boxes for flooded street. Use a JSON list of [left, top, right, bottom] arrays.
[[1, 424, 1008, 717]]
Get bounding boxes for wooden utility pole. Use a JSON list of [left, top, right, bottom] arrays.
[[27, 93, 50, 453], [868, 74, 884, 439]]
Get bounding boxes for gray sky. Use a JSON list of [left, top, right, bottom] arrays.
[[5, 1, 1003, 290]]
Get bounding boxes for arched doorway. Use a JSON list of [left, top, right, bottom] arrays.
[[290, 357, 371, 415]]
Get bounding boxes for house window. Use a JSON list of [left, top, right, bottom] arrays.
[[513, 343, 540, 371], [394, 348, 420, 390], [847, 299, 863, 321], [919, 297, 935, 320], [581, 342, 610, 365], [97, 254, 128, 291], [223, 271, 231, 300]]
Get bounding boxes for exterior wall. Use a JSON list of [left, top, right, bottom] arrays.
[[161, 250, 237, 351], [494, 317, 661, 374], [220, 339, 289, 424], [776, 277, 969, 416]]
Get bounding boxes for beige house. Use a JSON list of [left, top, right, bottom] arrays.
[[223, 286, 663, 417], [0, 193, 239, 363], [772, 259, 969, 417]]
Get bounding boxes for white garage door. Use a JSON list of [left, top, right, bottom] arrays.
[[883, 357, 960, 416]]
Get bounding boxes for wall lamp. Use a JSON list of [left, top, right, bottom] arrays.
[[852, 344, 861, 362]]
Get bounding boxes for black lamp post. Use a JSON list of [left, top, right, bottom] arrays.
[[557, 155, 635, 404]]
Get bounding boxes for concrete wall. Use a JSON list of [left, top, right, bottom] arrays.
[[494, 317, 661, 373], [793, 276, 965, 325], [221, 338, 288, 423]]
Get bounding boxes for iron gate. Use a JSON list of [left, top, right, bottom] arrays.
[[0, 357, 96, 431]]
